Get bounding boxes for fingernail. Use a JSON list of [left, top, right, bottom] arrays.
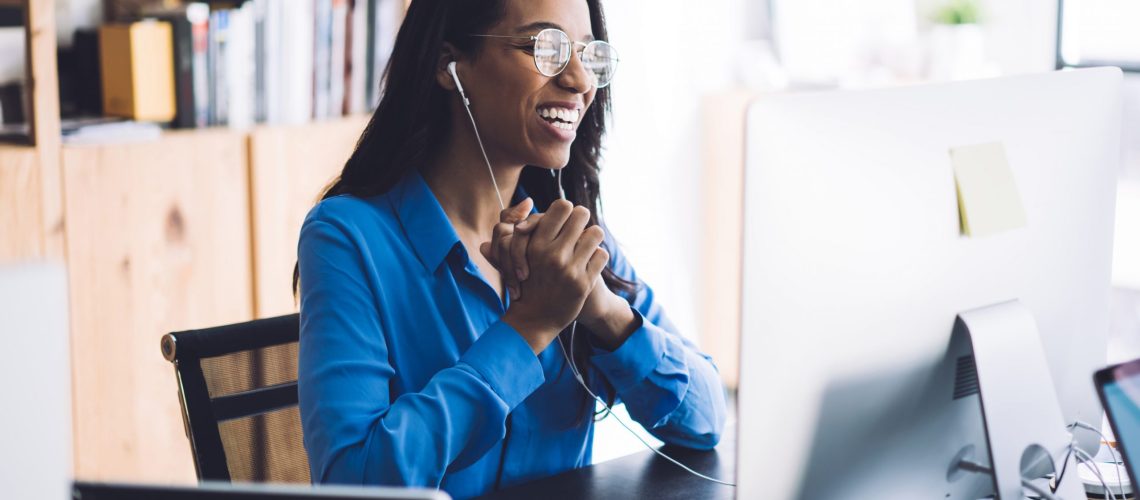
[[509, 287, 519, 301], [517, 220, 531, 230], [516, 268, 525, 281]]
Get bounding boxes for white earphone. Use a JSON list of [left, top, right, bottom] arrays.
[[447, 61, 470, 106], [447, 58, 732, 489], [448, 60, 503, 209]]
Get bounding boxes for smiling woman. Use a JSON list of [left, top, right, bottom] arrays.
[[294, 1, 727, 498]]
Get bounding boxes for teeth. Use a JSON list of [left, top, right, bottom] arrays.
[[537, 107, 579, 124]]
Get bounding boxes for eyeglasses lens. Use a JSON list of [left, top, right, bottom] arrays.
[[533, 29, 618, 88]]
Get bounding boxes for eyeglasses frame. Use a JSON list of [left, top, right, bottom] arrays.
[[469, 28, 619, 88]]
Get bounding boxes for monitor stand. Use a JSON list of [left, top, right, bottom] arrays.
[[955, 300, 1086, 499]]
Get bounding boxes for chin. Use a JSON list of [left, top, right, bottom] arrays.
[[527, 152, 572, 170]]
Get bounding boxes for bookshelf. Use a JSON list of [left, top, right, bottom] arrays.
[[3, 0, 400, 484]]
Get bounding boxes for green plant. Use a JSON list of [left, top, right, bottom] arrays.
[[934, 0, 982, 25]]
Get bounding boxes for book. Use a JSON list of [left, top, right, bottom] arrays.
[[188, 4, 210, 128], [225, 2, 255, 130], [98, 21, 178, 122], [261, 0, 283, 124], [329, 0, 348, 118], [313, 0, 331, 120], [253, 0, 267, 124], [347, 0, 368, 115], [155, 3, 209, 128], [281, 0, 314, 124], [208, 9, 227, 125], [114, 0, 400, 129], [369, 0, 402, 107]]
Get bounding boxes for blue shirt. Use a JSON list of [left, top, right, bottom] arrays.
[[297, 171, 726, 499]]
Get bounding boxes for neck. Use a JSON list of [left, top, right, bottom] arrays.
[[421, 127, 522, 237]]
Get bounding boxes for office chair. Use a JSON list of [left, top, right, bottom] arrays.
[[161, 314, 310, 483]]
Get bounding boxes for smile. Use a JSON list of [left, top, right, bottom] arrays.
[[537, 106, 580, 131]]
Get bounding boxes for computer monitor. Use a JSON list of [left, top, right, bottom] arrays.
[[736, 68, 1122, 498]]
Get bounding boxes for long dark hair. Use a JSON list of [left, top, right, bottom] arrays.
[[294, 0, 634, 424]]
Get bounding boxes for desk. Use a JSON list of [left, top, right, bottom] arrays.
[[477, 424, 736, 500]]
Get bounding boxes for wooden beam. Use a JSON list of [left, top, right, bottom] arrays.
[[23, 0, 65, 259]]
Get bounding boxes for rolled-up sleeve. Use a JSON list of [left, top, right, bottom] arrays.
[[298, 213, 545, 487], [588, 232, 727, 450]]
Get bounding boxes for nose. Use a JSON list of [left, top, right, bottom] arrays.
[[556, 48, 593, 94]]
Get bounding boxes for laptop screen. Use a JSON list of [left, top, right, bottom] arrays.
[[1099, 365, 1140, 485]]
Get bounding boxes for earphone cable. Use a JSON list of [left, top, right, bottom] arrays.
[[456, 84, 505, 211], [557, 322, 736, 487]]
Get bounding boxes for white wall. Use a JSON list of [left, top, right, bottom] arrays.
[[592, 0, 745, 463], [600, 0, 745, 345]]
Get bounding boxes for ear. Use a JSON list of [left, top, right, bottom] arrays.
[[436, 42, 460, 91]]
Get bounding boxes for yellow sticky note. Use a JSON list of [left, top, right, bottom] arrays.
[[950, 142, 1027, 238]]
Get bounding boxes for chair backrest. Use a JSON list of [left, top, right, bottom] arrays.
[[161, 314, 309, 483]]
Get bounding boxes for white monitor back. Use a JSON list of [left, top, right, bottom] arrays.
[[737, 68, 1122, 499], [0, 263, 72, 499]]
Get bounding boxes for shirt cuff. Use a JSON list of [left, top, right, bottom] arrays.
[[589, 307, 667, 393], [459, 319, 546, 409]]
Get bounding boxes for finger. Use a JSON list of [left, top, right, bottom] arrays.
[[534, 199, 573, 243], [479, 241, 493, 262], [510, 222, 532, 281], [586, 247, 610, 277], [500, 197, 533, 224], [490, 222, 514, 268], [572, 225, 606, 264], [556, 206, 591, 248], [498, 233, 514, 276], [515, 212, 543, 234]]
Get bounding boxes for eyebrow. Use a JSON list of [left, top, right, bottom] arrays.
[[514, 21, 596, 42]]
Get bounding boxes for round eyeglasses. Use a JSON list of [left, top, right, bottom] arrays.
[[470, 28, 619, 88]]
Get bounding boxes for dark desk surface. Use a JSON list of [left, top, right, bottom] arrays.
[[478, 424, 736, 500]]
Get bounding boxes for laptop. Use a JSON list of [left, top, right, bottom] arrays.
[[71, 481, 451, 500], [1093, 358, 1140, 498]]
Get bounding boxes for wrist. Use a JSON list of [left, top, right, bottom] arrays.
[[503, 308, 562, 354], [584, 296, 638, 350]]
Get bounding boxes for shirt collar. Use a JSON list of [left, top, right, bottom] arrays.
[[388, 170, 531, 272]]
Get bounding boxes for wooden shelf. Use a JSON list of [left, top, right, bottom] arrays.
[[0, 144, 43, 261], [248, 115, 371, 318], [3, 0, 385, 483], [63, 128, 253, 483]]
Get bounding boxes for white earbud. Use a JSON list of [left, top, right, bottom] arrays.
[[447, 61, 469, 106]]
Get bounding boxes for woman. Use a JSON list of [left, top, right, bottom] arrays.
[[296, 0, 727, 497]]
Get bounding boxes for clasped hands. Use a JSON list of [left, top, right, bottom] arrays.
[[480, 198, 636, 354]]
